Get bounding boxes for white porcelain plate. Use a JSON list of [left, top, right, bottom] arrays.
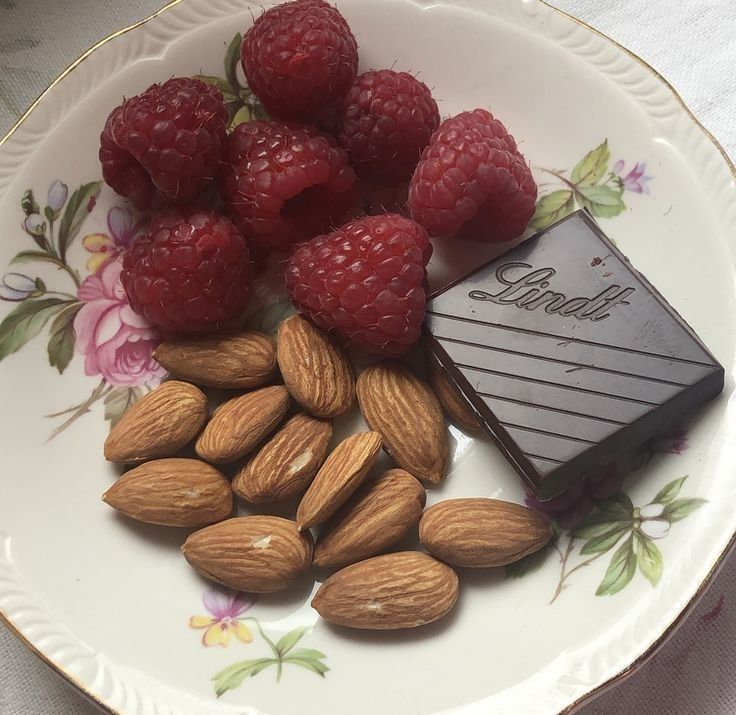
[[1, 1, 735, 713]]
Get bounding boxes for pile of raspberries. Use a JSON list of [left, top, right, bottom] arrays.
[[100, 0, 537, 356]]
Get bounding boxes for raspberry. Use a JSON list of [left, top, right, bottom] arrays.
[[408, 109, 537, 242], [337, 70, 440, 182], [121, 208, 252, 334], [241, 0, 358, 124], [285, 214, 432, 356], [100, 78, 228, 210], [219, 120, 356, 254]]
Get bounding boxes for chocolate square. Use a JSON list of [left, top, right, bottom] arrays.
[[425, 210, 724, 500]]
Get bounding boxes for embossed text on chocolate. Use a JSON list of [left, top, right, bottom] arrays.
[[468, 262, 636, 322]]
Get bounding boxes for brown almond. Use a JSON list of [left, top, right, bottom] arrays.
[[277, 314, 355, 418], [233, 413, 333, 504], [104, 380, 207, 463], [102, 458, 232, 527], [419, 498, 553, 567], [153, 330, 276, 389], [296, 431, 382, 531], [428, 361, 481, 432], [312, 551, 458, 630], [313, 469, 426, 568], [195, 385, 290, 464], [182, 516, 313, 593], [356, 361, 449, 484]]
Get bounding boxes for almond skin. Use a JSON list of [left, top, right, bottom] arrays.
[[419, 498, 553, 567], [356, 361, 449, 484], [277, 314, 355, 418], [296, 431, 382, 531], [312, 551, 459, 630], [104, 380, 208, 463], [233, 413, 333, 504], [182, 516, 313, 593], [428, 361, 481, 432], [195, 385, 290, 464], [102, 458, 232, 527], [153, 330, 276, 389], [313, 469, 426, 568]]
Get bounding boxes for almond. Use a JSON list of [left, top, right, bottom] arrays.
[[428, 361, 481, 432], [311, 551, 459, 630], [104, 380, 207, 463], [182, 516, 313, 593], [195, 385, 290, 464], [233, 413, 333, 504], [356, 361, 449, 484], [153, 330, 276, 389], [277, 314, 355, 418], [296, 431, 382, 531], [313, 469, 426, 568], [102, 458, 232, 527], [419, 498, 553, 567]]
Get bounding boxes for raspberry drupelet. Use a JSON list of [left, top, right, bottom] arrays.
[[219, 120, 356, 256], [337, 69, 440, 182], [121, 208, 252, 334], [408, 109, 537, 243], [285, 213, 432, 356], [99, 77, 228, 210], [241, 0, 358, 125]]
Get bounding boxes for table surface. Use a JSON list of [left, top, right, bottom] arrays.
[[1, 1, 735, 713]]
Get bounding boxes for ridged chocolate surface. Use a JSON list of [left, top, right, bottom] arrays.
[[426, 211, 724, 500]]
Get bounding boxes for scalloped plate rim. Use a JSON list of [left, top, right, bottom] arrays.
[[0, 1, 735, 714]]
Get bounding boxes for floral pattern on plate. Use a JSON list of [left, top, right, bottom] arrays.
[[532, 139, 654, 229], [0, 180, 164, 438], [189, 587, 329, 696], [510, 431, 705, 602]]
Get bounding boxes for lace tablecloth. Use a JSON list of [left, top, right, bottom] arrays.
[[1, 1, 734, 713]]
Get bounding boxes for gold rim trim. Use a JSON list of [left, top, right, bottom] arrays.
[[0, 610, 113, 714], [0, 0, 183, 150], [0, 2, 734, 714]]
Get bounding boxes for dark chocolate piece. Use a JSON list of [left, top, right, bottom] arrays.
[[425, 210, 724, 500]]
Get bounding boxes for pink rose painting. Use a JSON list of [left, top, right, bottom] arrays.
[[0, 179, 168, 437], [75, 260, 164, 387]]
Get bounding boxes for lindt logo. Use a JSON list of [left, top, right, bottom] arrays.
[[468, 262, 635, 322]]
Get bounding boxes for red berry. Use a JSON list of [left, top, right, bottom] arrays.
[[285, 214, 432, 356], [241, 0, 358, 124], [219, 120, 356, 254], [121, 208, 252, 334], [99, 78, 228, 210], [408, 109, 537, 242], [337, 70, 440, 182]]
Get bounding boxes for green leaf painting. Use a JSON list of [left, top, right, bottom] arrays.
[[576, 184, 626, 218], [653, 476, 688, 505], [57, 182, 102, 262], [0, 298, 72, 360], [635, 534, 664, 587], [521, 475, 705, 604], [571, 140, 611, 186], [596, 536, 637, 596], [47, 302, 82, 374], [532, 140, 652, 229], [663, 497, 706, 522], [530, 190, 575, 229], [211, 622, 328, 697]]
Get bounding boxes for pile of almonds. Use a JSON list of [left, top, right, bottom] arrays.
[[102, 314, 552, 631]]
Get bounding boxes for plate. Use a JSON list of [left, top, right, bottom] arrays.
[[1, 1, 735, 714]]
